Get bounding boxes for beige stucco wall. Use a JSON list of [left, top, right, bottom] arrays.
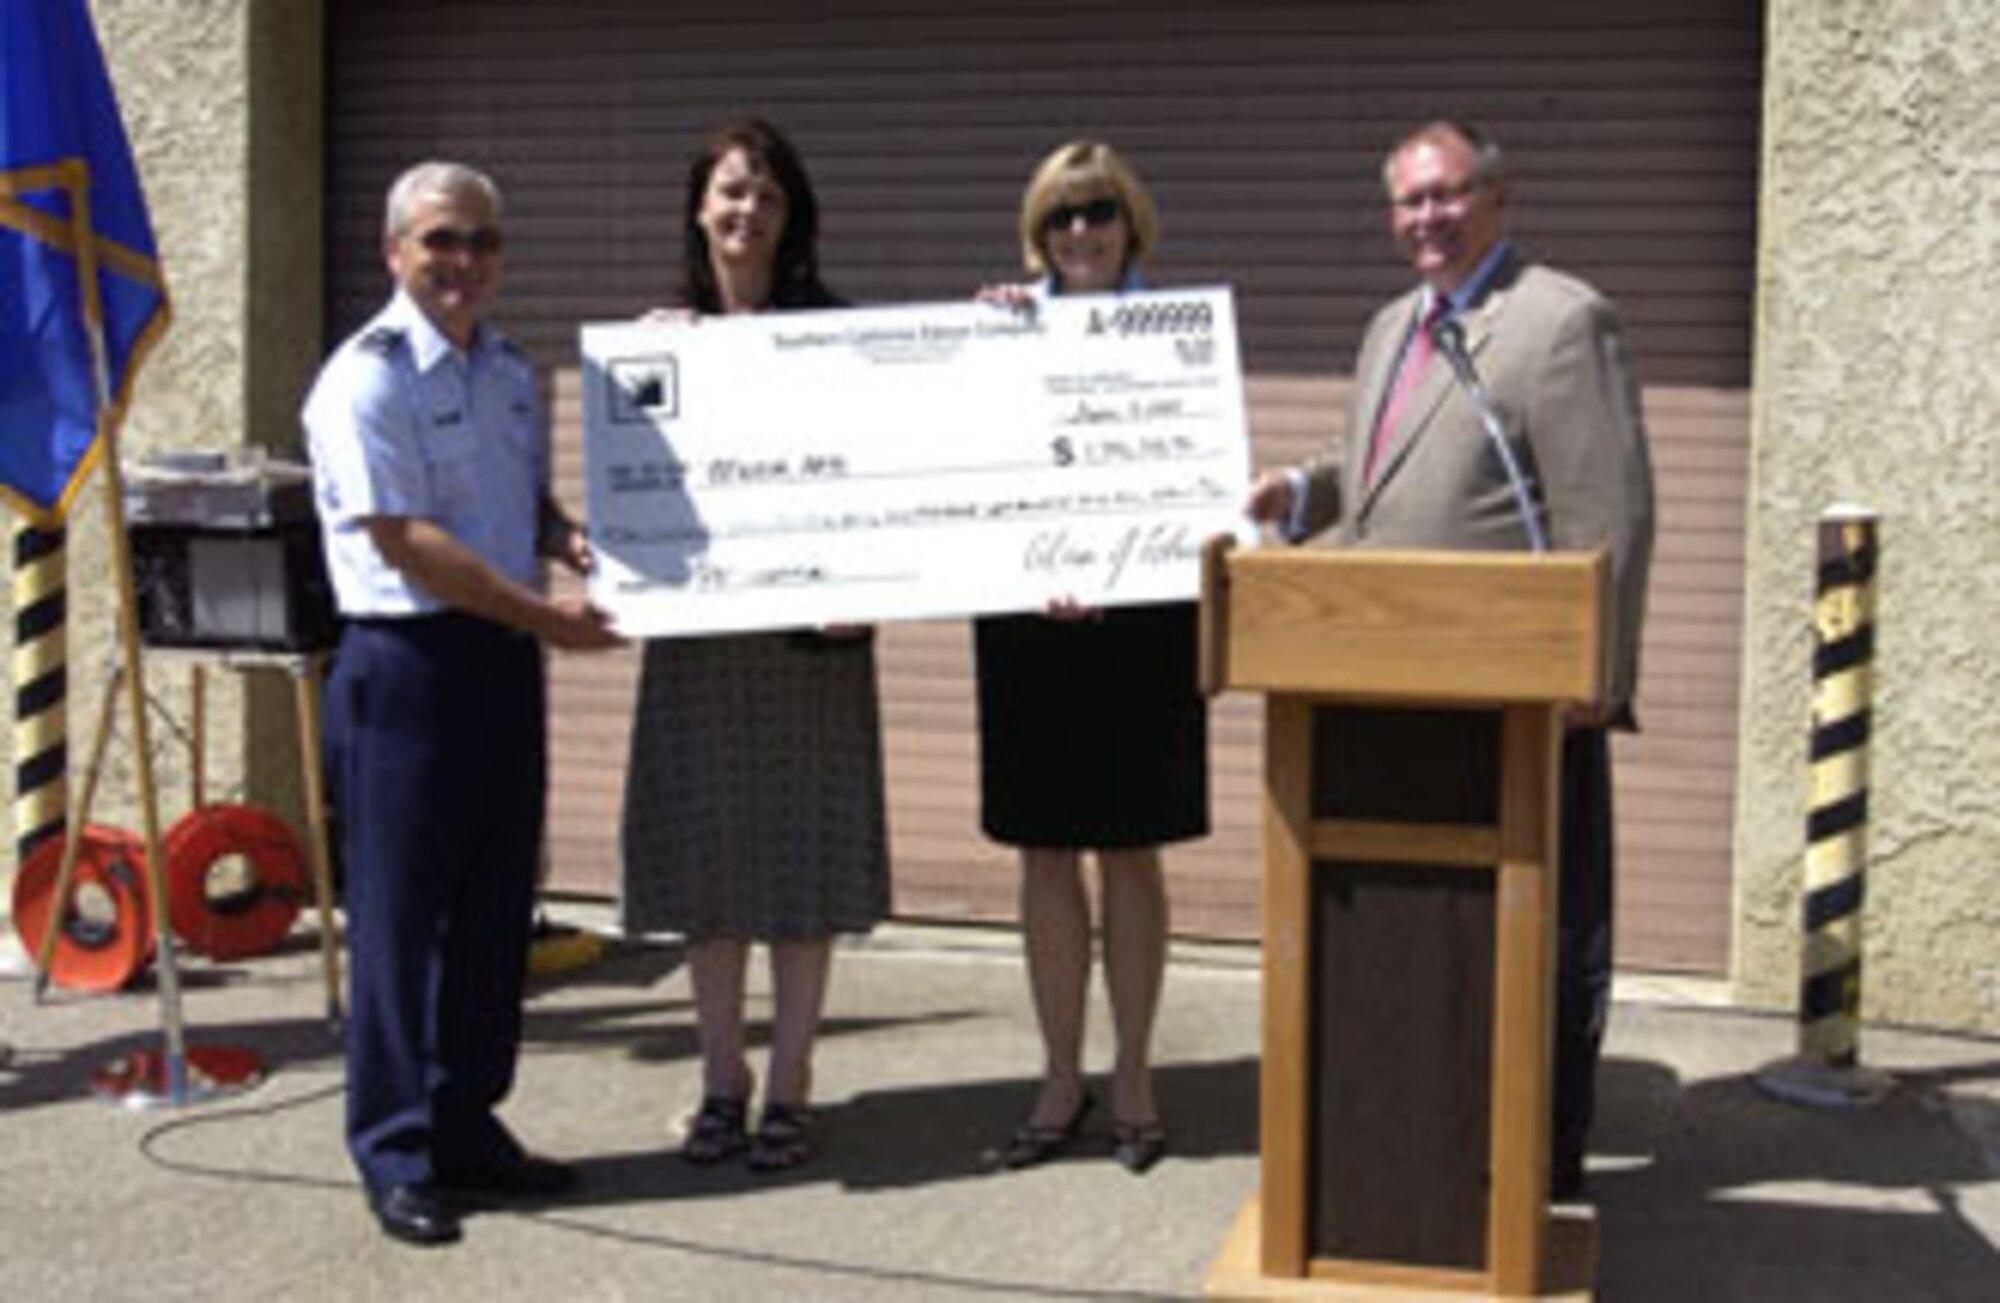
[[1736, 1, 2000, 1032], [0, 2, 323, 888]]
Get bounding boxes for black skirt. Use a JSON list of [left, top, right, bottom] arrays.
[[974, 601, 1210, 850]]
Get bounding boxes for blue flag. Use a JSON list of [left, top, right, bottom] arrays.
[[0, 0, 170, 525]]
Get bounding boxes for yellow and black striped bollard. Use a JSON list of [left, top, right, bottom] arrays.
[[1758, 506, 1893, 1108], [5, 521, 68, 980]]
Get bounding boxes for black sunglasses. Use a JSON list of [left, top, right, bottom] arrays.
[[1042, 197, 1122, 233], [416, 225, 504, 256]]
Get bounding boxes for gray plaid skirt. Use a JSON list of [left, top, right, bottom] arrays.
[[620, 631, 889, 941]]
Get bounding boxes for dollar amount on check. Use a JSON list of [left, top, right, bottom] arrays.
[[581, 288, 1251, 637]]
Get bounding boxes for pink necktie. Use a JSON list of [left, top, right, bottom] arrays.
[[1363, 300, 1447, 484]]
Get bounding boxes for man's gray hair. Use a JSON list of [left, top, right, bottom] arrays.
[[1381, 121, 1506, 194], [384, 161, 502, 239]]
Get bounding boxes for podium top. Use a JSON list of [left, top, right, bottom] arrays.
[[1202, 545, 1608, 706]]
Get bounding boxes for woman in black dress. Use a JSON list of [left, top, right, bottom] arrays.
[[976, 141, 1209, 1175]]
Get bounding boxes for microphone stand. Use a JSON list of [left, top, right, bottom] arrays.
[[1432, 318, 1550, 554]]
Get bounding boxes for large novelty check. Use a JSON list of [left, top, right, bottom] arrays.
[[581, 288, 1251, 638]]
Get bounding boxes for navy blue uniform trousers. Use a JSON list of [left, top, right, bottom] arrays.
[[1553, 725, 1615, 1190], [327, 614, 545, 1193]]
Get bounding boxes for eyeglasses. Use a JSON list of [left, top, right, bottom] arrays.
[[1391, 180, 1487, 214], [415, 225, 504, 256], [1042, 197, 1123, 234]]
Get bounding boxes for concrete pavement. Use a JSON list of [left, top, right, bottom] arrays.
[[3, 917, 1999, 1301]]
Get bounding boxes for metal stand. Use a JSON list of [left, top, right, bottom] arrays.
[[30, 648, 343, 1107], [163, 648, 343, 1031], [28, 660, 262, 1107]]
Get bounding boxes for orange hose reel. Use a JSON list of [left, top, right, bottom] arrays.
[[163, 803, 307, 962], [11, 825, 156, 992]]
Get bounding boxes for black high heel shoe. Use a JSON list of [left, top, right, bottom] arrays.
[[1111, 1119, 1167, 1175], [996, 1094, 1093, 1170]]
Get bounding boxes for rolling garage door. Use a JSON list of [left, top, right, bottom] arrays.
[[325, 0, 1759, 971]]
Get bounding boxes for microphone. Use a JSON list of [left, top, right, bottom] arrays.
[[1429, 316, 1549, 554]]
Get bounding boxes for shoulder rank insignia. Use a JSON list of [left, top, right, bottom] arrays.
[[359, 326, 406, 356]]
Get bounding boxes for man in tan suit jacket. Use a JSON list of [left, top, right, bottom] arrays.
[[1248, 120, 1655, 1200]]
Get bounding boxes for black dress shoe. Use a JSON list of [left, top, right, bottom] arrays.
[[368, 1184, 461, 1247], [438, 1152, 579, 1200]]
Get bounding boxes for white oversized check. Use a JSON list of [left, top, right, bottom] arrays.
[[581, 287, 1251, 637]]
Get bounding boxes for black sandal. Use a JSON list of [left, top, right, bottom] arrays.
[[682, 1094, 750, 1165], [996, 1094, 1093, 1171], [747, 1102, 812, 1172]]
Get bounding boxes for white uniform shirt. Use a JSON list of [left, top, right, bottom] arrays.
[[303, 291, 546, 617]]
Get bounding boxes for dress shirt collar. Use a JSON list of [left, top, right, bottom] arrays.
[[384, 290, 499, 375], [1420, 239, 1514, 321]]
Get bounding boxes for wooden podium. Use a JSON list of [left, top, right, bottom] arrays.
[[1200, 543, 1607, 1301]]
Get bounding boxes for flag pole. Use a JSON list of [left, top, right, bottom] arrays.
[[69, 157, 184, 1088], [61, 159, 259, 1106]]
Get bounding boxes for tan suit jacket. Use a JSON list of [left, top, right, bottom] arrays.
[[1300, 248, 1655, 712]]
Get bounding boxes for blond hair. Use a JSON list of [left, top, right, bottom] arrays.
[[1017, 140, 1160, 280]]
